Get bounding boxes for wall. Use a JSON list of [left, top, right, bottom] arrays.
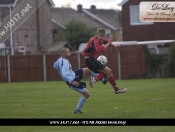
[[121, 0, 175, 41], [0, 46, 148, 82], [0, 0, 53, 55]]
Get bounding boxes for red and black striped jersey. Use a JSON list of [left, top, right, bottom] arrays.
[[82, 36, 108, 58]]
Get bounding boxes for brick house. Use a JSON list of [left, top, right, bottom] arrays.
[[51, 4, 121, 52], [117, 0, 175, 78], [119, 0, 175, 42], [0, 0, 55, 55]]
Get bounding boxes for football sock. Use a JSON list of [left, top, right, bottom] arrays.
[[91, 72, 99, 77], [75, 96, 87, 111], [107, 76, 119, 91], [101, 78, 108, 84], [95, 72, 106, 81]]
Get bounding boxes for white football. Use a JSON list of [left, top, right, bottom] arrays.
[[97, 55, 108, 65]]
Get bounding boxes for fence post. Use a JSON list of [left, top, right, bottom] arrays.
[[43, 54, 46, 82], [7, 55, 11, 83], [77, 52, 81, 69], [118, 51, 121, 80]]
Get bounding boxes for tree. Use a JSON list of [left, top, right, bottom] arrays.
[[53, 28, 66, 44], [144, 46, 169, 78], [64, 20, 95, 50]]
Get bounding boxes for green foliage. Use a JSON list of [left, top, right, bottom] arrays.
[[144, 46, 169, 78], [53, 28, 66, 44], [169, 43, 175, 77], [64, 20, 95, 50], [144, 42, 175, 78]]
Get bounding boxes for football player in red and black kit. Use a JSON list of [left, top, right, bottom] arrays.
[[82, 28, 127, 94]]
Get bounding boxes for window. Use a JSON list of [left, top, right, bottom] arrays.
[[105, 29, 111, 38], [0, 8, 1, 26], [130, 5, 153, 25]]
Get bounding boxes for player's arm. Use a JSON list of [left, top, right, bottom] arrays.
[[103, 35, 113, 49], [71, 81, 80, 87], [54, 59, 78, 86], [94, 35, 113, 52], [61, 61, 75, 84], [104, 35, 120, 48], [63, 68, 80, 87], [93, 39, 105, 52], [103, 42, 111, 49]]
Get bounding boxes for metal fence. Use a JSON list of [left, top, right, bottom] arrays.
[[0, 45, 148, 82]]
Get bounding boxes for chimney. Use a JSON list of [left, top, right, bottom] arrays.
[[90, 5, 96, 14], [77, 4, 82, 12]]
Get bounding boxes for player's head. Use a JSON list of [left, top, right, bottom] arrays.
[[60, 47, 71, 58], [96, 28, 105, 41]]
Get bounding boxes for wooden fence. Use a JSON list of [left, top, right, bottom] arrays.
[[0, 45, 148, 82]]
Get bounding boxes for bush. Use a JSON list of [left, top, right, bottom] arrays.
[[144, 46, 169, 78], [64, 20, 95, 50]]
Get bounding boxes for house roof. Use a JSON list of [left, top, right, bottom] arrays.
[[85, 9, 120, 30], [0, 0, 16, 4], [52, 19, 66, 29], [48, 41, 66, 52], [51, 7, 105, 29], [0, 0, 17, 7], [0, 0, 55, 7], [48, 0, 55, 7], [118, 0, 130, 6]]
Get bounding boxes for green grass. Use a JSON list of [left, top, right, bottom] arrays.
[[0, 78, 175, 131]]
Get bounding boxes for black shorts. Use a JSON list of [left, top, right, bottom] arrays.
[[66, 68, 86, 89], [85, 57, 105, 73]]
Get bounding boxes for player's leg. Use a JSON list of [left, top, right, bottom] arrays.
[[74, 89, 90, 114], [82, 68, 91, 78], [85, 57, 127, 94], [70, 84, 90, 114], [85, 57, 107, 87], [90, 66, 109, 87], [71, 69, 90, 114], [91, 71, 108, 84], [92, 66, 127, 94], [90, 71, 98, 77], [81, 67, 107, 84]]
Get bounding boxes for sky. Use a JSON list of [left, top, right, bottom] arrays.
[[52, 0, 123, 10]]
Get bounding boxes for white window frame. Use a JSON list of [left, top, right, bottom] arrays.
[[0, 8, 1, 27], [105, 29, 111, 39], [130, 5, 153, 25]]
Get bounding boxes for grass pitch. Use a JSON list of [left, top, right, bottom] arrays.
[[0, 78, 175, 131]]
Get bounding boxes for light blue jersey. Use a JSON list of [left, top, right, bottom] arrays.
[[54, 57, 87, 112], [53, 57, 75, 84]]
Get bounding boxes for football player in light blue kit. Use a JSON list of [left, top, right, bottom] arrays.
[[53, 47, 91, 114]]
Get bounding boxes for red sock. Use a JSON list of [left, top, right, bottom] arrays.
[[108, 77, 119, 91], [95, 73, 106, 81]]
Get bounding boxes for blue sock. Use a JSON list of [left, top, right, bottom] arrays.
[[75, 96, 87, 111], [101, 78, 108, 84], [91, 72, 99, 77], [91, 72, 107, 84]]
